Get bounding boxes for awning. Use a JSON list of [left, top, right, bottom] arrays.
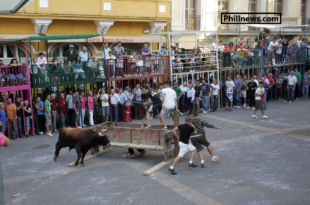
[[0, 34, 39, 42], [48, 35, 166, 43], [0, 0, 29, 13]]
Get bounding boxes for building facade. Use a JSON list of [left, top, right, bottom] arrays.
[[0, 0, 171, 63]]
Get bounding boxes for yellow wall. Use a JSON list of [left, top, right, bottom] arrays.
[[0, 18, 34, 34]]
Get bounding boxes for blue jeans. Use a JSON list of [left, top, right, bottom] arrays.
[[179, 95, 186, 113], [17, 117, 24, 137], [117, 66, 123, 77], [234, 91, 241, 106], [264, 92, 267, 109], [262, 69, 268, 77], [102, 106, 110, 117], [130, 65, 134, 75], [118, 104, 125, 122], [287, 85, 295, 102], [202, 96, 210, 112], [60, 113, 66, 128], [112, 105, 118, 122], [303, 84, 309, 99], [276, 54, 282, 63], [1, 123, 6, 134], [211, 95, 218, 110], [80, 108, 86, 126], [236, 57, 247, 66]]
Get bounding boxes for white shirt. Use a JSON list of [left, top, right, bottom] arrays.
[[226, 81, 235, 94], [37, 57, 47, 69], [79, 51, 88, 62], [179, 85, 188, 93], [186, 88, 195, 101], [110, 93, 120, 105], [218, 45, 225, 52], [254, 79, 259, 86], [287, 75, 297, 85], [264, 78, 269, 85], [275, 38, 283, 44], [249, 52, 254, 57], [66, 94, 73, 109], [163, 88, 177, 109], [100, 94, 109, 107], [211, 43, 218, 51], [267, 41, 277, 51], [171, 50, 175, 60], [255, 87, 265, 100], [102, 47, 111, 59], [211, 84, 220, 95], [276, 44, 282, 54]]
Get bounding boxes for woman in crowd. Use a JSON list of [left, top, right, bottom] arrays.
[[128, 52, 138, 76], [50, 93, 58, 132], [87, 90, 95, 126], [23, 100, 32, 137], [80, 91, 87, 127], [73, 56, 85, 82], [0, 102, 6, 134], [223, 42, 234, 68]]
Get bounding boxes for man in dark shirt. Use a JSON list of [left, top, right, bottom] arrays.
[[142, 86, 162, 128], [72, 91, 81, 128], [168, 116, 198, 175], [64, 44, 77, 62], [247, 76, 258, 109], [200, 79, 212, 113], [190, 110, 221, 167], [15, 97, 25, 138], [194, 81, 201, 111]]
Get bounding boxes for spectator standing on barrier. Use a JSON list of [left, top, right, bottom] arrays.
[[241, 75, 249, 108], [113, 41, 125, 56], [79, 47, 89, 62], [186, 82, 195, 115], [110, 89, 120, 122], [129, 52, 138, 76], [6, 98, 17, 139], [116, 54, 124, 78], [50, 93, 58, 132], [37, 53, 47, 84], [223, 42, 234, 68], [179, 82, 188, 115], [252, 81, 268, 119], [59, 93, 66, 128], [87, 91, 95, 126], [282, 39, 289, 61], [194, 81, 201, 112], [118, 88, 127, 122], [210, 79, 220, 112], [276, 40, 283, 65], [233, 74, 242, 108], [80, 91, 86, 127], [23, 100, 31, 137], [44, 94, 53, 136], [225, 76, 235, 112], [66, 89, 74, 127], [285, 71, 297, 103], [276, 74, 283, 101], [289, 43, 298, 63], [158, 46, 168, 74], [248, 76, 258, 109], [15, 97, 25, 138], [98, 89, 110, 122], [35, 96, 45, 134], [134, 84, 142, 120], [142, 42, 150, 56], [161, 81, 178, 130], [237, 37, 245, 48], [0, 103, 6, 134], [73, 56, 86, 82], [102, 42, 111, 59], [168, 116, 198, 175], [275, 34, 283, 44], [107, 51, 116, 78], [200, 79, 211, 113], [294, 68, 301, 100], [73, 91, 81, 128], [261, 77, 269, 109], [123, 87, 132, 122], [64, 44, 77, 62], [267, 38, 277, 65], [302, 71, 310, 99]]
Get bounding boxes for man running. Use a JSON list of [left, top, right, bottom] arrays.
[[142, 86, 162, 128], [252, 81, 268, 119], [169, 116, 198, 175], [190, 109, 221, 167]]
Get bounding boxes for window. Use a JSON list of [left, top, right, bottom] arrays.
[[39, 0, 48, 8], [218, 0, 229, 30], [0, 45, 3, 58], [103, 2, 112, 11], [0, 44, 26, 63], [159, 5, 166, 13], [301, 0, 307, 25], [185, 0, 197, 30], [248, 0, 256, 24], [274, 0, 282, 13]]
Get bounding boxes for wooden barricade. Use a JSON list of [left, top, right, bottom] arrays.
[[90, 122, 178, 161]]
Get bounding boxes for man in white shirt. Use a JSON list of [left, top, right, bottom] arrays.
[[66, 89, 74, 127], [211, 79, 220, 112], [179, 82, 188, 115], [267, 38, 278, 65], [110, 89, 120, 122], [161, 81, 178, 130], [79, 47, 89, 62], [252, 81, 268, 119], [186, 82, 195, 114], [102, 42, 111, 59], [225, 76, 235, 112], [285, 71, 297, 103], [37, 52, 48, 84], [211, 42, 217, 52]]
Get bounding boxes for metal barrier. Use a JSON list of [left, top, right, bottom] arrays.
[[0, 65, 29, 87]]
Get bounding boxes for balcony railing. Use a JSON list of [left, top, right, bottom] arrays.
[[0, 65, 29, 88], [185, 15, 201, 31]]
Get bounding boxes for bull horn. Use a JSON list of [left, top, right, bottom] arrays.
[[98, 132, 104, 136]]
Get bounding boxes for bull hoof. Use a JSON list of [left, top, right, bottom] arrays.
[[80, 164, 84, 167], [74, 162, 79, 167], [53, 158, 57, 162]]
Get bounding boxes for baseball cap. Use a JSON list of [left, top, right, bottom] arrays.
[[69, 44, 74, 48], [161, 45, 165, 48]]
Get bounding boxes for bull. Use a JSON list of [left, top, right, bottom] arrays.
[[53, 128, 110, 167]]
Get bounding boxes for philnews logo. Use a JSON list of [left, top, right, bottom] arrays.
[[221, 13, 282, 24]]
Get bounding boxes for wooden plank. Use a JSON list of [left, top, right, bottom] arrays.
[[143, 158, 174, 176], [67, 147, 114, 167], [111, 142, 164, 150]]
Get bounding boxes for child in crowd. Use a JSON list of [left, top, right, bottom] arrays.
[[106, 51, 116, 78], [116, 54, 124, 78]]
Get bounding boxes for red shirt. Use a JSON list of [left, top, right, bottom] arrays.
[[59, 98, 66, 114], [237, 42, 245, 48], [51, 99, 57, 111], [267, 77, 275, 86], [224, 45, 234, 52]]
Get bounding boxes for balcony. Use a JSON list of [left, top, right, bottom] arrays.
[[185, 15, 201, 31], [0, 65, 30, 91]]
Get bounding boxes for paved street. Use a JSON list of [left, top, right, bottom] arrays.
[[1, 100, 310, 205]]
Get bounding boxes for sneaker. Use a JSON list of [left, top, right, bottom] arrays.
[[46, 132, 53, 136], [296, 98, 299, 101], [205, 110, 209, 113], [83, 124, 86, 127], [188, 162, 198, 168], [247, 106, 250, 109], [78, 126, 82, 128], [123, 153, 131, 157], [237, 106, 241, 108], [203, 110, 207, 114], [39, 131, 44, 135], [262, 115, 268, 119], [140, 150, 146, 156], [54, 129, 58, 132], [243, 104, 246, 108], [289, 101, 292, 103], [168, 168, 177, 175], [162, 127, 168, 131], [146, 125, 151, 129], [180, 112, 184, 116], [252, 115, 258, 118], [128, 154, 135, 158]]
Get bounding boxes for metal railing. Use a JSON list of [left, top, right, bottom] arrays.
[[0, 65, 29, 87]]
